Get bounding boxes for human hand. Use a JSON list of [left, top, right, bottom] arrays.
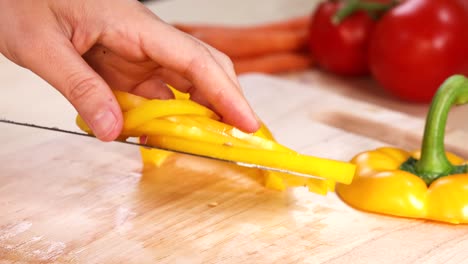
[[0, 0, 259, 141]]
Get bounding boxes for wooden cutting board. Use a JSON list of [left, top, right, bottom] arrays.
[[1, 73, 468, 264]]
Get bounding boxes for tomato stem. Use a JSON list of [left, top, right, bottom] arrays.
[[400, 75, 468, 185], [333, 0, 398, 24]]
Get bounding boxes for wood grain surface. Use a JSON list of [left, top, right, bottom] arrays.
[[1, 73, 468, 264]]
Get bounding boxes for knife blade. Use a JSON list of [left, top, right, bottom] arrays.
[[0, 118, 323, 179]]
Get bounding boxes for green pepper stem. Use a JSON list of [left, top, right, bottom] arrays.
[[332, 0, 398, 24], [414, 75, 468, 182]]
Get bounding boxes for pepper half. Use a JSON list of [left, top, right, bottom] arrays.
[[336, 75, 468, 224], [76, 89, 356, 195]]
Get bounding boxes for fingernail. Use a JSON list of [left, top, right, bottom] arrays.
[[90, 110, 117, 140]]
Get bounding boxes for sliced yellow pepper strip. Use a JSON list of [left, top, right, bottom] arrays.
[[168, 84, 190, 100], [163, 115, 292, 152], [146, 135, 355, 184], [134, 118, 256, 149], [76, 115, 92, 134], [266, 171, 335, 195], [76, 90, 356, 195], [123, 99, 219, 130], [113, 90, 147, 111], [140, 147, 173, 168]]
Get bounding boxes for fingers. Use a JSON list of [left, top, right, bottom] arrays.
[[21, 35, 123, 141], [193, 37, 243, 92], [152, 67, 193, 92], [71, 1, 259, 132], [148, 41, 239, 109], [131, 76, 174, 100], [139, 19, 260, 133]]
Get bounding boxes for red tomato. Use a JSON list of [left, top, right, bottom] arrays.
[[368, 0, 468, 102], [308, 1, 376, 76]]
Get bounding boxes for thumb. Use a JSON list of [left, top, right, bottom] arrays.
[[22, 38, 123, 141]]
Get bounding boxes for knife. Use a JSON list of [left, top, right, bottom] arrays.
[[0, 118, 323, 179]]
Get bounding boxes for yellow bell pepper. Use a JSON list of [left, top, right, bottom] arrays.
[[336, 75, 468, 224], [76, 89, 356, 195]]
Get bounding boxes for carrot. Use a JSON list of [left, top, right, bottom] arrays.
[[174, 15, 310, 34], [232, 52, 313, 75], [248, 15, 310, 31], [187, 29, 309, 58], [173, 15, 312, 61]]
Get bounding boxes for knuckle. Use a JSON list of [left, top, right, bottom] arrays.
[[66, 73, 101, 103], [213, 86, 226, 102], [203, 43, 233, 69], [219, 53, 234, 68], [184, 46, 213, 78]]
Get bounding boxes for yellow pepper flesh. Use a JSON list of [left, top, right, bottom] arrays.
[[337, 75, 468, 224], [336, 147, 468, 224], [146, 135, 354, 184], [76, 90, 356, 195]]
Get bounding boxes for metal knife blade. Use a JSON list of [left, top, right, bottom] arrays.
[[0, 118, 322, 179]]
